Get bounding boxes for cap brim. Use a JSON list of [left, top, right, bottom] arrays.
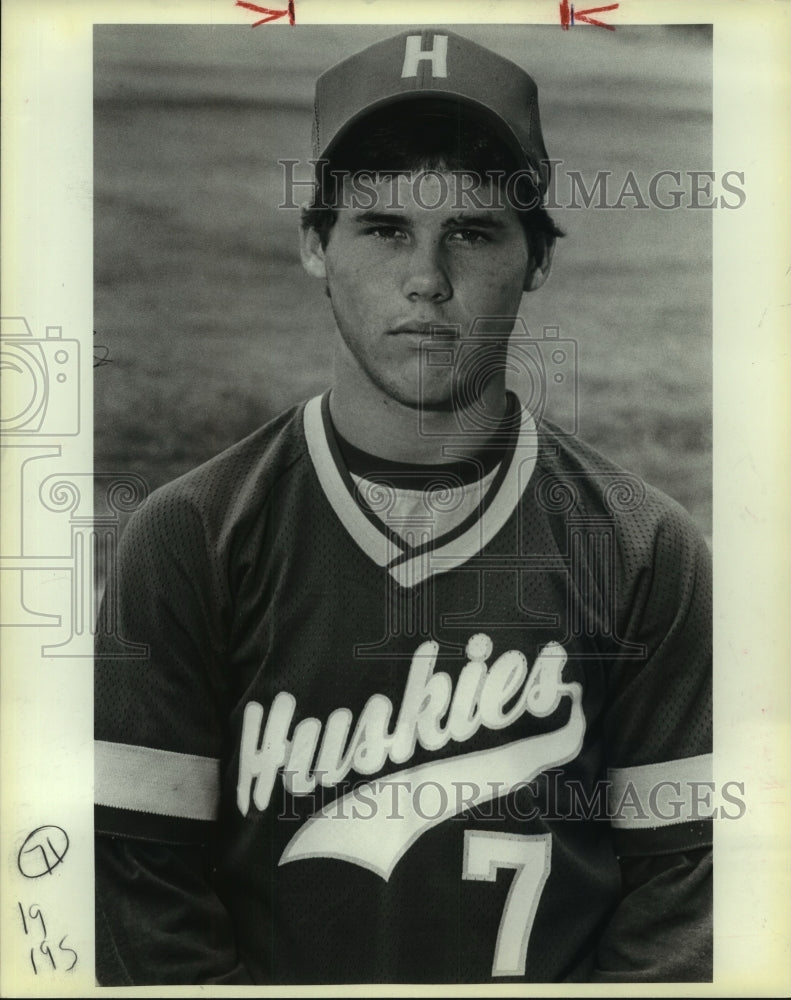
[[319, 91, 539, 181]]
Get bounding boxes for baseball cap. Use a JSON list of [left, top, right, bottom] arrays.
[[312, 29, 550, 193]]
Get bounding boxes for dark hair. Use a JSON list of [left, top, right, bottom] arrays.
[[301, 103, 564, 268]]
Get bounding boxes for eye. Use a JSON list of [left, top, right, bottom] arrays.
[[364, 225, 407, 242], [448, 228, 491, 245]]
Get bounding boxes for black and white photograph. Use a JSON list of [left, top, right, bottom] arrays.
[[1, 1, 790, 995], [93, 20, 715, 986]]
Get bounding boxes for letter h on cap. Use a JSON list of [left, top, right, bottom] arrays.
[[401, 34, 448, 78]]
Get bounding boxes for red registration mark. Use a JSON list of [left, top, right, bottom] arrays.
[[236, 0, 295, 26], [560, 1, 619, 31]]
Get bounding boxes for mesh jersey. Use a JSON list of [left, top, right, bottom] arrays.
[[94, 392, 712, 984]]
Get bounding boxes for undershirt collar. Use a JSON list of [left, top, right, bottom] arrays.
[[332, 395, 516, 491]]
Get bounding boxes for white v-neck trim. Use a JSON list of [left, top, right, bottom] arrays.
[[349, 465, 501, 546], [303, 394, 538, 586], [303, 396, 393, 568]]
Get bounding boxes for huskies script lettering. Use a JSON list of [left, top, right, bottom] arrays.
[[235, 635, 585, 876]]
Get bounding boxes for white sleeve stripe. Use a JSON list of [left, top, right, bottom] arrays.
[[607, 753, 714, 829], [95, 740, 220, 821]]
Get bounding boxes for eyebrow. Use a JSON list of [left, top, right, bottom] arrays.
[[443, 213, 506, 230], [352, 211, 507, 230]]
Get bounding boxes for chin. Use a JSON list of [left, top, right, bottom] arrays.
[[412, 394, 457, 413], [389, 371, 498, 414], [379, 386, 454, 412], [401, 377, 456, 412]]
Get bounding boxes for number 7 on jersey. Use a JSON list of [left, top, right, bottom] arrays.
[[462, 831, 552, 977]]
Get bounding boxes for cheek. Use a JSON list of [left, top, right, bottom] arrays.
[[325, 267, 385, 326], [460, 265, 527, 312], [327, 251, 402, 303]]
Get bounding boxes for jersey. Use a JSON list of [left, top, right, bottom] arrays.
[[94, 390, 712, 984]]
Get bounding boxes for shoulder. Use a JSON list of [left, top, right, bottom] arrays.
[[532, 421, 711, 653], [120, 400, 311, 554], [534, 418, 710, 571]]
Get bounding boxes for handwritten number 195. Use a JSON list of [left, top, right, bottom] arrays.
[[28, 938, 77, 975], [17, 902, 77, 973]]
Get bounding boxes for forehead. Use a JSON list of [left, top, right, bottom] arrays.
[[336, 170, 521, 220]]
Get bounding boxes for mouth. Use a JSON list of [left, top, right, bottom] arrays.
[[389, 322, 459, 339]]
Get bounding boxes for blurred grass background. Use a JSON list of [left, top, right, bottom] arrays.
[[94, 24, 712, 537]]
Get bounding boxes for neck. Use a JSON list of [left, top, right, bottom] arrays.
[[329, 364, 509, 464]]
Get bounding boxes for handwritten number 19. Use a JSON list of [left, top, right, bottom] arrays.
[[18, 902, 46, 939]]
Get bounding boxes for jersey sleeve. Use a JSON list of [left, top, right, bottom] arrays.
[[592, 847, 712, 981], [605, 498, 713, 858], [95, 837, 253, 985], [591, 498, 713, 980], [94, 485, 231, 845]]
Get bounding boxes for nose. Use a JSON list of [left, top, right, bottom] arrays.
[[401, 241, 452, 303]]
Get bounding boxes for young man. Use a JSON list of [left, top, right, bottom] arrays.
[[94, 29, 712, 984]]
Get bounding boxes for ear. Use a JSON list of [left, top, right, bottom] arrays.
[[299, 222, 327, 280], [524, 238, 556, 292]]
